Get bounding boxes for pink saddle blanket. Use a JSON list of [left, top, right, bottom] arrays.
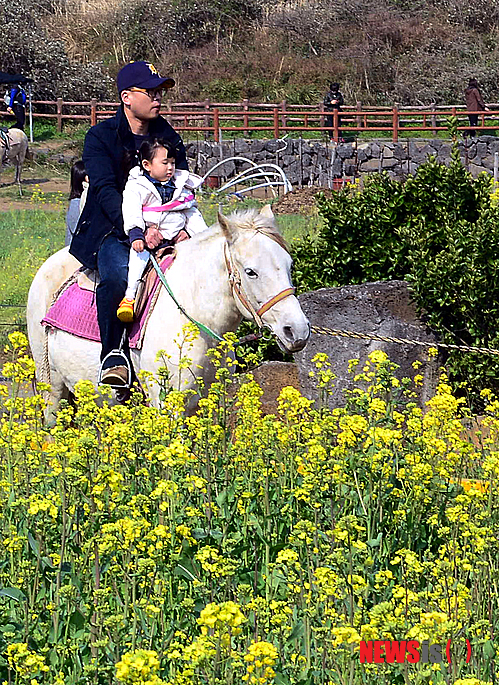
[[41, 254, 175, 349]]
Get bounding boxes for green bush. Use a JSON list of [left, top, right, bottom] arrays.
[[291, 151, 499, 403]]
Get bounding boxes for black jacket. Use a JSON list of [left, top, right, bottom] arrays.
[[323, 90, 344, 111], [70, 105, 188, 270]]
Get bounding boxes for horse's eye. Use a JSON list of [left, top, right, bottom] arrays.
[[245, 268, 258, 278]]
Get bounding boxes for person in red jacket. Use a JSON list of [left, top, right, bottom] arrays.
[[465, 78, 488, 138]]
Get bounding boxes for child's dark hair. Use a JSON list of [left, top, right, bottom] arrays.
[[69, 160, 86, 200], [139, 138, 177, 165]]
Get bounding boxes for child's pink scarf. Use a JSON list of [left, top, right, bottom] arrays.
[[142, 193, 195, 212]]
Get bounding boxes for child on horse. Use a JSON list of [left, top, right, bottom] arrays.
[[117, 137, 208, 322]]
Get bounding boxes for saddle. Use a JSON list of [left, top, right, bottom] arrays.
[[0, 128, 9, 142], [77, 244, 175, 321], [43, 246, 176, 350], [0, 128, 9, 160]]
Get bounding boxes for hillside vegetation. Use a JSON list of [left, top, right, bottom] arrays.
[[2, 0, 499, 106]]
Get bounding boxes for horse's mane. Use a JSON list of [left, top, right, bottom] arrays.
[[186, 207, 289, 255], [224, 208, 290, 254]]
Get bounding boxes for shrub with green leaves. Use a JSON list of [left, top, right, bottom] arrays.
[[291, 151, 499, 403]]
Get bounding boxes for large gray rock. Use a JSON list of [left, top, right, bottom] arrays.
[[481, 154, 495, 171], [250, 140, 265, 153], [360, 158, 381, 172], [234, 139, 250, 154], [295, 281, 442, 409], [476, 142, 488, 160], [393, 145, 409, 160], [381, 158, 399, 170], [336, 144, 354, 159], [469, 163, 484, 177], [411, 144, 437, 164]]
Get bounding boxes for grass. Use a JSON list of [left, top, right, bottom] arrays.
[[30, 119, 89, 142], [0, 205, 65, 343]]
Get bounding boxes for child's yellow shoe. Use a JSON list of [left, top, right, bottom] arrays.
[[117, 297, 135, 323]]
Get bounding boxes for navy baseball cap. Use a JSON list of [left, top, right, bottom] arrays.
[[117, 61, 175, 93]]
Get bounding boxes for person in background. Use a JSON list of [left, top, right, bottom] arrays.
[[65, 160, 88, 247], [323, 82, 344, 141], [6, 84, 26, 131], [465, 78, 488, 138]]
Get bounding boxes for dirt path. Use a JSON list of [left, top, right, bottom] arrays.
[[0, 174, 68, 211]]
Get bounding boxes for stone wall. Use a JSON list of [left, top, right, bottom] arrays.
[[180, 136, 499, 185], [33, 135, 499, 184]]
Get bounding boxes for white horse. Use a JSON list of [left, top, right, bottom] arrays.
[[27, 206, 310, 419], [0, 128, 29, 193]]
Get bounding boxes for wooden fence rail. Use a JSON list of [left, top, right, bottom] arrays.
[[2, 99, 499, 141]]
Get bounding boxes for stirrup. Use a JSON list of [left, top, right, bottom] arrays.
[[98, 349, 132, 389]]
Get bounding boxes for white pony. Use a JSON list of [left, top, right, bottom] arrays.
[[0, 128, 29, 192], [27, 206, 310, 419]]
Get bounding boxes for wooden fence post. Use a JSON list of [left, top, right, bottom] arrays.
[[320, 102, 324, 132], [392, 105, 399, 142], [356, 101, 362, 131], [90, 98, 97, 126], [273, 107, 280, 139], [203, 98, 210, 139], [281, 99, 287, 131], [242, 98, 249, 135], [166, 99, 172, 125], [213, 108, 220, 142], [430, 102, 437, 135], [333, 108, 339, 143], [56, 98, 63, 133]]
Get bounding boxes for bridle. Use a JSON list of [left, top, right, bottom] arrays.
[[149, 232, 296, 344], [223, 241, 295, 329]]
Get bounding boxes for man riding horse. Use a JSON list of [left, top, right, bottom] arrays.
[[69, 61, 189, 393]]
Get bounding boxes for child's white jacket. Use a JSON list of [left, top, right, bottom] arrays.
[[122, 166, 206, 240]]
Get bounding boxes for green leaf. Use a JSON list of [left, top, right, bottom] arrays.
[[27, 531, 41, 558], [367, 533, 383, 548], [286, 620, 304, 644], [0, 587, 27, 602], [274, 675, 291, 685], [69, 610, 85, 630], [483, 640, 496, 658]]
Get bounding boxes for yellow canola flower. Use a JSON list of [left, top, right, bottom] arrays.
[[198, 601, 246, 636], [6, 643, 49, 678], [242, 641, 279, 684], [115, 649, 162, 685]]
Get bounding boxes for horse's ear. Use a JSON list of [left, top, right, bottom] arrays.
[[260, 204, 275, 220], [218, 211, 237, 243]]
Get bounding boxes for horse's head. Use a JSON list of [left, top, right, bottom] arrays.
[[218, 206, 310, 353]]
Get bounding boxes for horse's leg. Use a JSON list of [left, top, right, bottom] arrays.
[[44, 368, 70, 426], [14, 150, 25, 196]]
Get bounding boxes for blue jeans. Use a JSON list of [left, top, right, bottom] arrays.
[[96, 233, 129, 363]]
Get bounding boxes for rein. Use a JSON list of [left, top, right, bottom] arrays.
[[149, 254, 223, 342]]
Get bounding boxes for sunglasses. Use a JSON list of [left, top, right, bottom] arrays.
[[128, 87, 164, 101]]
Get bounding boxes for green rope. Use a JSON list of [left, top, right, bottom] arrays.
[[150, 253, 223, 343]]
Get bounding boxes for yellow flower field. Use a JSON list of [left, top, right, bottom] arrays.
[[0, 332, 498, 685]]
